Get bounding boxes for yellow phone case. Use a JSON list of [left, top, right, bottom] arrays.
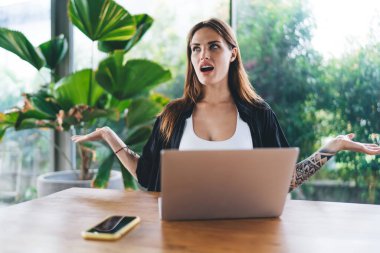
[[81, 216, 140, 241]]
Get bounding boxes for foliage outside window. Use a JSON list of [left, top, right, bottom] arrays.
[[236, 0, 380, 204]]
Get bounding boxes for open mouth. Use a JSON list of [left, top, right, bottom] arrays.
[[200, 65, 214, 73]]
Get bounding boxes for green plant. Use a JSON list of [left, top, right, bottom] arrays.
[[0, 0, 171, 189]]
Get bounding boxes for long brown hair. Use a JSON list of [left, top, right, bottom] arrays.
[[159, 18, 263, 144]]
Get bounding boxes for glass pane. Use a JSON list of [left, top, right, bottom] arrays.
[[236, 0, 380, 204], [0, 0, 52, 206]]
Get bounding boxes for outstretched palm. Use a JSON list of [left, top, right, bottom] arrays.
[[323, 133, 380, 155]]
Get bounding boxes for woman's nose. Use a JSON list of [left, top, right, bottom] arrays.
[[200, 49, 210, 60]]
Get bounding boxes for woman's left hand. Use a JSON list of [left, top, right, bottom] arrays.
[[321, 133, 380, 155]]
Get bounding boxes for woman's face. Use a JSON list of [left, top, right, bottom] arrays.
[[190, 27, 236, 86]]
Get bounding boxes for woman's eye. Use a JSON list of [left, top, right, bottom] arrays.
[[192, 47, 200, 52], [210, 44, 218, 50]]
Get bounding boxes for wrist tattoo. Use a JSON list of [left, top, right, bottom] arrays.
[[114, 146, 140, 158], [115, 146, 126, 154], [289, 150, 335, 191]]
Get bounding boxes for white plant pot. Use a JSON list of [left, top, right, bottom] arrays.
[[37, 170, 124, 198]]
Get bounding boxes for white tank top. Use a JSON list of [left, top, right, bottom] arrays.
[[179, 110, 253, 150]]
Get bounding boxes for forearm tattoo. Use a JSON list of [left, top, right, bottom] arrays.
[[289, 149, 335, 192]]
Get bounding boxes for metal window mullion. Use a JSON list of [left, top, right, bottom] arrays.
[[51, 0, 74, 171], [229, 0, 237, 32]]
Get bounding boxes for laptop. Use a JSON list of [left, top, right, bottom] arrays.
[[159, 148, 299, 221]]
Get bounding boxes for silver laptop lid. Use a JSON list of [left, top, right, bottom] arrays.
[[160, 148, 299, 221]]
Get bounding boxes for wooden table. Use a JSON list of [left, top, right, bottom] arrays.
[[0, 188, 379, 253]]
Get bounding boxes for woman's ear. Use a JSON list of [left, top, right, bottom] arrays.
[[230, 47, 237, 62]]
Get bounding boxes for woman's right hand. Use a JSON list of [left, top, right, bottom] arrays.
[[72, 126, 138, 180], [71, 127, 112, 143]]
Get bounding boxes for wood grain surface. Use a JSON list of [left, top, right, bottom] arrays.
[[1, 187, 379, 253]]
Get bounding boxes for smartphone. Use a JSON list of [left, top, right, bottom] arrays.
[[81, 215, 140, 240]]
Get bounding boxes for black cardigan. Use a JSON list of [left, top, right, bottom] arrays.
[[136, 99, 290, 191]]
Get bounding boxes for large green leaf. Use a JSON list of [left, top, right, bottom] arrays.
[[0, 112, 18, 141], [0, 111, 18, 125], [95, 52, 172, 100], [0, 127, 7, 141], [93, 152, 138, 189], [92, 153, 114, 188], [38, 34, 68, 70], [54, 69, 104, 110], [68, 0, 136, 41], [149, 92, 171, 107], [0, 111, 17, 141], [0, 110, 55, 136], [125, 125, 152, 148], [62, 108, 119, 126], [107, 96, 131, 112], [119, 160, 138, 189], [126, 98, 162, 129], [16, 119, 54, 130], [0, 28, 44, 70], [27, 90, 61, 117], [15, 109, 54, 129], [98, 14, 153, 53]]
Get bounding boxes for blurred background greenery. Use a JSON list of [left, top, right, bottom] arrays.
[[0, 0, 379, 205], [235, 0, 380, 204]]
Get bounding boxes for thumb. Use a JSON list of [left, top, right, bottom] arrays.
[[347, 133, 355, 140]]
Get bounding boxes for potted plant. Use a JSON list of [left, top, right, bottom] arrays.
[[0, 0, 171, 197]]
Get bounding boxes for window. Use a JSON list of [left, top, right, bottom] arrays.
[[236, 0, 380, 204], [0, 0, 52, 206]]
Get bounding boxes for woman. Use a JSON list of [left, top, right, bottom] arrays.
[[72, 18, 380, 192]]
